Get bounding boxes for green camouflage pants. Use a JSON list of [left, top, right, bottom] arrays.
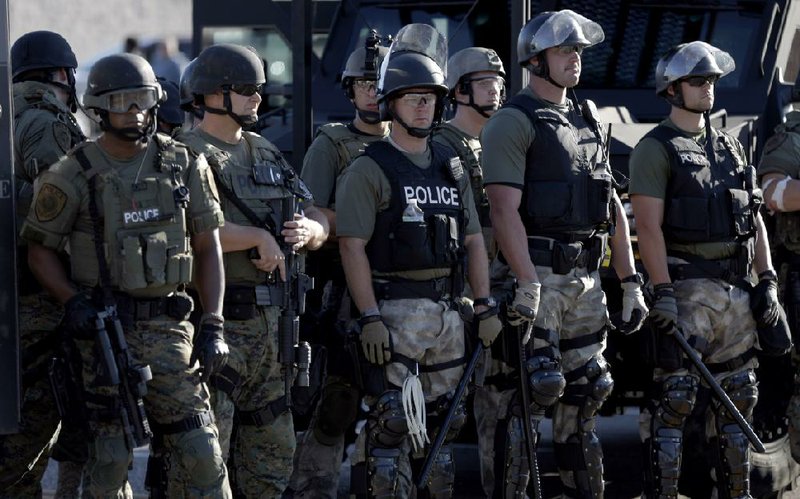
[[638, 278, 758, 441], [211, 305, 295, 498], [77, 314, 230, 499], [0, 292, 61, 498]]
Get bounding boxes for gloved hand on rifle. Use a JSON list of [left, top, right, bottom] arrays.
[[359, 314, 391, 365], [62, 293, 100, 339], [751, 270, 781, 328], [649, 283, 677, 335], [191, 313, 229, 383], [507, 280, 541, 328], [618, 273, 648, 334]]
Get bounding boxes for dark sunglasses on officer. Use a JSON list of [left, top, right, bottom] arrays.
[[228, 83, 264, 96], [681, 74, 720, 87]]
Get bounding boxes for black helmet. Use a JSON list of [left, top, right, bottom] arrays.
[[11, 30, 77, 80], [190, 43, 265, 95], [180, 58, 197, 111], [157, 77, 182, 126]]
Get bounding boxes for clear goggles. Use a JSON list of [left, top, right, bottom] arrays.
[[103, 87, 160, 113]]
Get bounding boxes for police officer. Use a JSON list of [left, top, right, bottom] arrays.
[[156, 77, 183, 136], [289, 43, 389, 499], [759, 109, 800, 466], [630, 41, 778, 498], [20, 53, 232, 498], [0, 30, 85, 498], [178, 43, 329, 497], [337, 24, 502, 498], [482, 10, 647, 497], [430, 46, 508, 497]]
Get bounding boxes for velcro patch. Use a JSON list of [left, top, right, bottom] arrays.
[[35, 183, 67, 222], [52, 121, 73, 153], [448, 156, 464, 181]]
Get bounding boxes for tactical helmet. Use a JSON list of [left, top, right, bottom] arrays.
[[517, 10, 604, 67], [180, 58, 197, 111], [157, 78, 182, 126], [655, 41, 735, 95], [189, 43, 265, 95], [342, 46, 389, 85], [83, 53, 163, 111], [446, 47, 505, 92], [11, 30, 77, 80]]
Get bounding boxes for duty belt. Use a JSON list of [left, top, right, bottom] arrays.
[[667, 250, 750, 289], [224, 284, 282, 307], [526, 236, 603, 274], [372, 277, 453, 302], [94, 290, 194, 322]]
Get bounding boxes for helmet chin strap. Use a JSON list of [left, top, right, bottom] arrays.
[[531, 55, 565, 89], [667, 84, 705, 114], [389, 108, 433, 138], [356, 107, 382, 125], [457, 94, 498, 119], [99, 109, 157, 143], [201, 89, 257, 127]]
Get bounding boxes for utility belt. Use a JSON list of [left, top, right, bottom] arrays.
[[91, 289, 194, 322], [667, 249, 751, 289], [372, 276, 457, 303], [223, 283, 282, 320], [500, 235, 604, 275]]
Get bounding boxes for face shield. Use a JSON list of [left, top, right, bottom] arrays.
[[379, 23, 449, 86], [529, 10, 604, 56], [661, 41, 735, 83]]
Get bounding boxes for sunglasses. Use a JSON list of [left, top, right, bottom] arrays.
[[682, 75, 720, 87], [353, 79, 377, 93], [398, 92, 436, 108], [554, 45, 584, 56], [229, 83, 263, 96]]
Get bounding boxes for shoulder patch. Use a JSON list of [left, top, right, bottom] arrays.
[[35, 183, 67, 222], [764, 131, 789, 155], [52, 121, 74, 153], [448, 156, 464, 181]]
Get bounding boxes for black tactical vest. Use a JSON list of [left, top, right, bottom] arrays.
[[506, 94, 613, 240], [644, 125, 759, 244], [364, 140, 466, 273]]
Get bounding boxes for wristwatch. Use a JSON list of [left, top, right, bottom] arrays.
[[621, 273, 644, 286], [474, 297, 497, 308]]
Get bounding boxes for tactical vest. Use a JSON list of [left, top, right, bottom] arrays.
[[317, 122, 386, 205], [181, 131, 306, 285], [644, 125, 759, 245], [506, 94, 613, 240], [365, 140, 466, 274], [433, 122, 490, 227], [69, 134, 193, 298]]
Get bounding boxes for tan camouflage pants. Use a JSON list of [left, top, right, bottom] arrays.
[[210, 305, 296, 498], [0, 292, 61, 498], [78, 314, 230, 499]]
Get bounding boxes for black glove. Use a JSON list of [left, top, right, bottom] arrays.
[[191, 316, 229, 383], [62, 293, 100, 339], [751, 272, 781, 328], [649, 284, 677, 335]]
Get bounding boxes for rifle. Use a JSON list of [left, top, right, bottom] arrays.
[[93, 305, 154, 449], [416, 343, 483, 490], [518, 323, 542, 499]]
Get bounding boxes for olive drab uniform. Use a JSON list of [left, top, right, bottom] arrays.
[[289, 122, 387, 499], [482, 90, 615, 498], [338, 139, 477, 499], [758, 110, 800, 464], [179, 128, 309, 498], [630, 121, 761, 498], [20, 134, 231, 499], [0, 80, 84, 498]]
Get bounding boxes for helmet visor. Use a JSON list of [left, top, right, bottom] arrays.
[[662, 41, 735, 82], [389, 24, 448, 73], [103, 87, 160, 113], [532, 10, 604, 53]]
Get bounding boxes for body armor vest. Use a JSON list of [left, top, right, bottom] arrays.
[[364, 140, 466, 274], [506, 94, 613, 240], [181, 131, 307, 285], [432, 122, 490, 228], [70, 134, 193, 298], [317, 122, 385, 206], [644, 125, 759, 245]]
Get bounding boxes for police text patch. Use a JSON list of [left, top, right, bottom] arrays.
[[35, 183, 67, 222]]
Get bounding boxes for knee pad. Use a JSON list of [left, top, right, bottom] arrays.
[[427, 395, 467, 443], [85, 435, 131, 493], [174, 426, 227, 491], [368, 390, 408, 449], [527, 355, 566, 411], [715, 369, 758, 423], [562, 356, 614, 425], [314, 381, 360, 445], [654, 375, 698, 427]]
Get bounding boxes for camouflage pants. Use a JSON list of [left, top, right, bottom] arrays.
[[352, 298, 465, 497], [638, 278, 759, 442], [211, 305, 295, 498], [0, 292, 61, 498], [78, 314, 230, 499]]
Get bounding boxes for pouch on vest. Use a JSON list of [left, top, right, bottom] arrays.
[[552, 241, 583, 274], [665, 197, 708, 235], [587, 174, 613, 225], [121, 236, 148, 290], [392, 218, 434, 270], [728, 188, 755, 237], [527, 181, 571, 224], [165, 247, 193, 286], [144, 232, 168, 285], [432, 214, 459, 266], [252, 162, 285, 186]]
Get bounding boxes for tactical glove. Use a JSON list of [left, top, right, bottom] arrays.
[[618, 280, 648, 334], [476, 308, 503, 347], [649, 284, 677, 335], [507, 281, 541, 327], [751, 272, 781, 328], [359, 315, 391, 365], [191, 315, 229, 383], [62, 293, 100, 339]]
